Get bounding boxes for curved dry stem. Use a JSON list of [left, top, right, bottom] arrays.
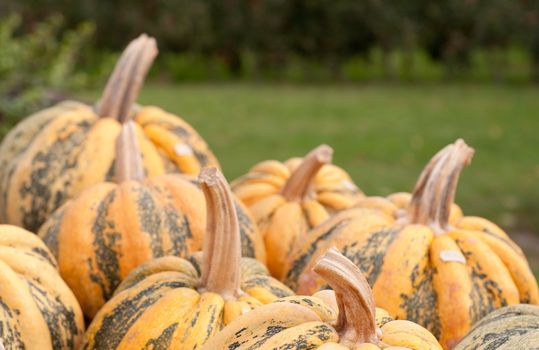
[[408, 139, 474, 233], [281, 144, 333, 201], [115, 121, 144, 182], [97, 33, 158, 122], [313, 247, 378, 347], [199, 168, 242, 299]]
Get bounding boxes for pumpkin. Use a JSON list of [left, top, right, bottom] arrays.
[[37, 115, 264, 319], [455, 304, 539, 349], [81, 168, 293, 349], [0, 225, 84, 349], [232, 144, 363, 279], [283, 139, 539, 349], [0, 33, 219, 232], [204, 247, 442, 349]]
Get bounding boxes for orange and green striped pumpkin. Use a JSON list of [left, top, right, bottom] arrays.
[[283, 140, 539, 349], [38, 120, 264, 320], [0, 34, 218, 232], [232, 144, 363, 279], [82, 168, 293, 349], [204, 248, 442, 349], [0, 225, 84, 349]]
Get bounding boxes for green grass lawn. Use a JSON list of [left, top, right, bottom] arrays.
[[87, 82, 539, 254]]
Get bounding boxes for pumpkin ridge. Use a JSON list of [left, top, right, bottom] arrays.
[[25, 278, 80, 349], [88, 188, 122, 302], [285, 218, 354, 290], [86, 278, 189, 349], [8, 116, 94, 232]]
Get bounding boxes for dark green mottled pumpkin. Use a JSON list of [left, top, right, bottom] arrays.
[[0, 225, 84, 349], [455, 304, 539, 349], [81, 168, 292, 350], [0, 34, 219, 232]]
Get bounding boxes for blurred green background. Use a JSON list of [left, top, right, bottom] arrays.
[[1, 1, 538, 268]]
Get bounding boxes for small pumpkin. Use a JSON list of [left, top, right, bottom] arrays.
[[0, 225, 84, 349], [205, 248, 442, 349], [284, 139, 539, 349], [82, 168, 293, 349], [455, 304, 539, 349], [232, 144, 363, 279], [38, 116, 264, 319], [0, 34, 219, 232]]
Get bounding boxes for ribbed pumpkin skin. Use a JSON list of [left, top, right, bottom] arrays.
[[0, 225, 84, 349], [38, 174, 264, 319], [204, 249, 443, 350], [455, 304, 539, 349], [284, 141, 539, 349], [82, 255, 293, 349], [232, 153, 363, 279], [0, 101, 219, 232], [203, 294, 441, 350], [284, 194, 539, 349]]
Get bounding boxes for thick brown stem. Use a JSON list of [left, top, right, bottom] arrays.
[[408, 139, 474, 233], [97, 34, 158, 122], [115, 121, 144, 182], [314, 248, 378, 347], [281, 145, 333, 201], [199, 168, 242, 300]]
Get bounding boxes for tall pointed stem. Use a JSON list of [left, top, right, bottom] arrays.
[[115, 121, 145, 182], [281, 145, 333, 201], [199, 168, 242, 300], [314, 248, 378, 347], [97, 34, 158, 122], [407, 139, 474, 233]]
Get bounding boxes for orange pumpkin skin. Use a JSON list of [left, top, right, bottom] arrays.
[[232, 145, 363, 279], [37, 127, 264, 320], [284, 140, 539, 349], [0, 225, 84, 349], [204, 248, 442, 350], [0, 35, 219, 232], [81, 168, 293, 350]]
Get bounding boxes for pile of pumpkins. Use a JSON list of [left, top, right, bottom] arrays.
[[0, 34, 537, 350]]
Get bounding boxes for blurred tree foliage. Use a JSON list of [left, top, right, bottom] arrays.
[[0, 14, 94, 137], [1, 0, 539, 81]]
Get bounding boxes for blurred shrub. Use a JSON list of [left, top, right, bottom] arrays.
[[0, 14, 94, 138], [1, 0, 539, 83]]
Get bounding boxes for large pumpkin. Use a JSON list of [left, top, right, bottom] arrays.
[[232, 144, 363, 279], [0, 34, 219, 232], [455, 304, 539, 349], [204, 248, 442, 349], [284, 139, 539, 349], [81, 168, 293, 349], [0, 225, 84, 349], [38, 120, 264, 319]]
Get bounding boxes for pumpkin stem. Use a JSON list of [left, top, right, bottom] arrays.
[[97, 34, 158, 122], [313, 247, 378, 347], [281, 145, 333, 201], [199, 168, 242, 300], [408, 139, 474, 233], [115, 121, 145, 182]]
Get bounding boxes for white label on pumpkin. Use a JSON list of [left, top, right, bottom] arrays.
[[174, 144, 194, 156], [341, 179, 357, 191], [440, 250, 466, 264]]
